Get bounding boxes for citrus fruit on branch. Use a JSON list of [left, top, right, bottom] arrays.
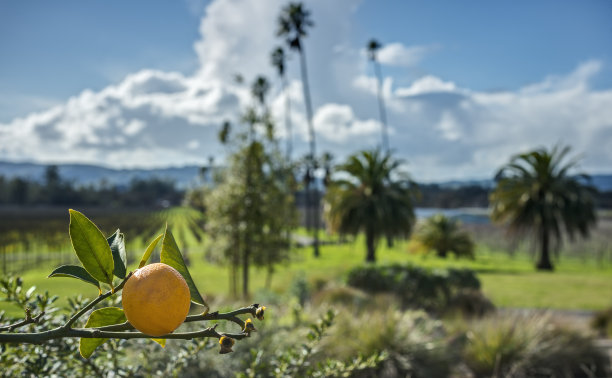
[[122, 263, 191, 337]]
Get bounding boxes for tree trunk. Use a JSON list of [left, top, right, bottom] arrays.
[[265, 266, 273, 289], [374, 59, 389, 152], [242, 245, 250, 298], [365, 228, 376, 263], [536, 225, 554, 271], [436, 248, 448, 258], [299, 47, 319, 258], [282, 74, 292, 161], [386, 235, 394, 248]]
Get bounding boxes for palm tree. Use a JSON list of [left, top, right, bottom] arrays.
[[490, 145, 597, 271], [271, 46, 293, 160], [367, 39, 389, 152], [251, 75, 270, 109], [277, 2, 321, 257], [326, 149, 417, 262], [414, 214, 474, 259]]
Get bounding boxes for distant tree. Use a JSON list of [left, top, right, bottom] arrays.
[[414, 214, 474, 259], [326, 149, 417, 262], [9, 178, 29, 205], [490, 145, 597, 271], [44, 165, 61, 187], [366, 39, 389, 152], [277, 2, 321, 257], [271, 46, 293, 160], [206, 76, 295, 297]]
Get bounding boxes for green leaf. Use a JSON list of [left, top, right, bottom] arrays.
[[69, 209, 114, 285], [160, 227, 207, 307], [48, 265, 100, 289], [79, 307, 126, 359], [107, 230, 127, 279], [151, 338, 166, 348], [139, 234, 163, 269]]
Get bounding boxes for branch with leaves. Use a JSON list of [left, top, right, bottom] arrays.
[[0, 209, 265, 358]]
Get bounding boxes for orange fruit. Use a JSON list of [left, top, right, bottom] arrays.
[[122, 263, 190, 336]]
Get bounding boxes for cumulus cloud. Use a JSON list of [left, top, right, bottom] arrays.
[[314, 104, 380, 143], [376, 42, 438, 67], [0, 0, 611, 182]]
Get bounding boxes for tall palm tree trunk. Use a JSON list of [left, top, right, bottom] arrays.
[[298, 47, 320, 258], [365, 227, 376, 263], [537, 224, 553, 271], [282, 75, 293, 161], [374, 60, 389, 152]]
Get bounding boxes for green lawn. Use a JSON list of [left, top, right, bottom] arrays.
[[3, 233, 612, 319]]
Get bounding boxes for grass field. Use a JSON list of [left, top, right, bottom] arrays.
[[2, 225, 612, 319]]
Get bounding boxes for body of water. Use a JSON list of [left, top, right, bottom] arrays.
[[415, 207, 491, 224]]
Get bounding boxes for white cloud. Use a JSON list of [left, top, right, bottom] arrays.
[[0, 0, 611, 183], [376, 43, 437, 67], [395, 75, 458, 97], [314, 103, 380, 143]]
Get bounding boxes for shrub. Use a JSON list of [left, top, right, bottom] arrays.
[[445, 289, 495, 318], [461, 313, 608, 378], [311, 285, 370, 308], [413, 214, 475, 259], [346, 264, 483, 313], [591, 307, 612, 338], [320, 308, 456, 378]]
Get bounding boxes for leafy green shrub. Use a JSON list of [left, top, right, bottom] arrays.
[[346, 264, 483, 313], [591, 307, 612, 338], [462, 313, 608, 378], [311, 285, 370, 308], [446, 289, 495, 318]]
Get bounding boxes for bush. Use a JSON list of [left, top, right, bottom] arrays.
[[461, 313, 608, 378], [591, 307, 612, 338], [346, 264, 483, 313], [311, 285, 370, 308], [320, 308, 456, 378], [446, 289, 495, 318]]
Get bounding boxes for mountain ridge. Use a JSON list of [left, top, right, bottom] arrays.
[[1, 161, 611, 191]]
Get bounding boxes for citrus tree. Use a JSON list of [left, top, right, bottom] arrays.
[[0, 210, 265, 358], [490, 145, 597, 270], [325, 149, 417, 262]]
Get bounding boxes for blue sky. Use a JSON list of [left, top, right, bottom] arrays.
[[1, 0, 611, 181]]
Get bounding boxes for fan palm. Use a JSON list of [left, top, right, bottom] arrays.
[[326, 149, 417, 262], [277, 2, 321, 257], [490, 145, 597, 271], [414, 214, 474, 259], [367, 39, 389, 152]]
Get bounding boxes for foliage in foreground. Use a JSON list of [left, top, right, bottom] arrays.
[[2, 272, 608, 377], [460, 313, 608, 378], [0, 209, 263, 369]]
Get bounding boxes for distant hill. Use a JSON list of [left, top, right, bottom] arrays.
[[0, 161, 207, 189], [0, 161, 611, 192]]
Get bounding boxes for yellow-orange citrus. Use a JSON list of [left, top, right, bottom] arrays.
[[122, 263, 190, 336]]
